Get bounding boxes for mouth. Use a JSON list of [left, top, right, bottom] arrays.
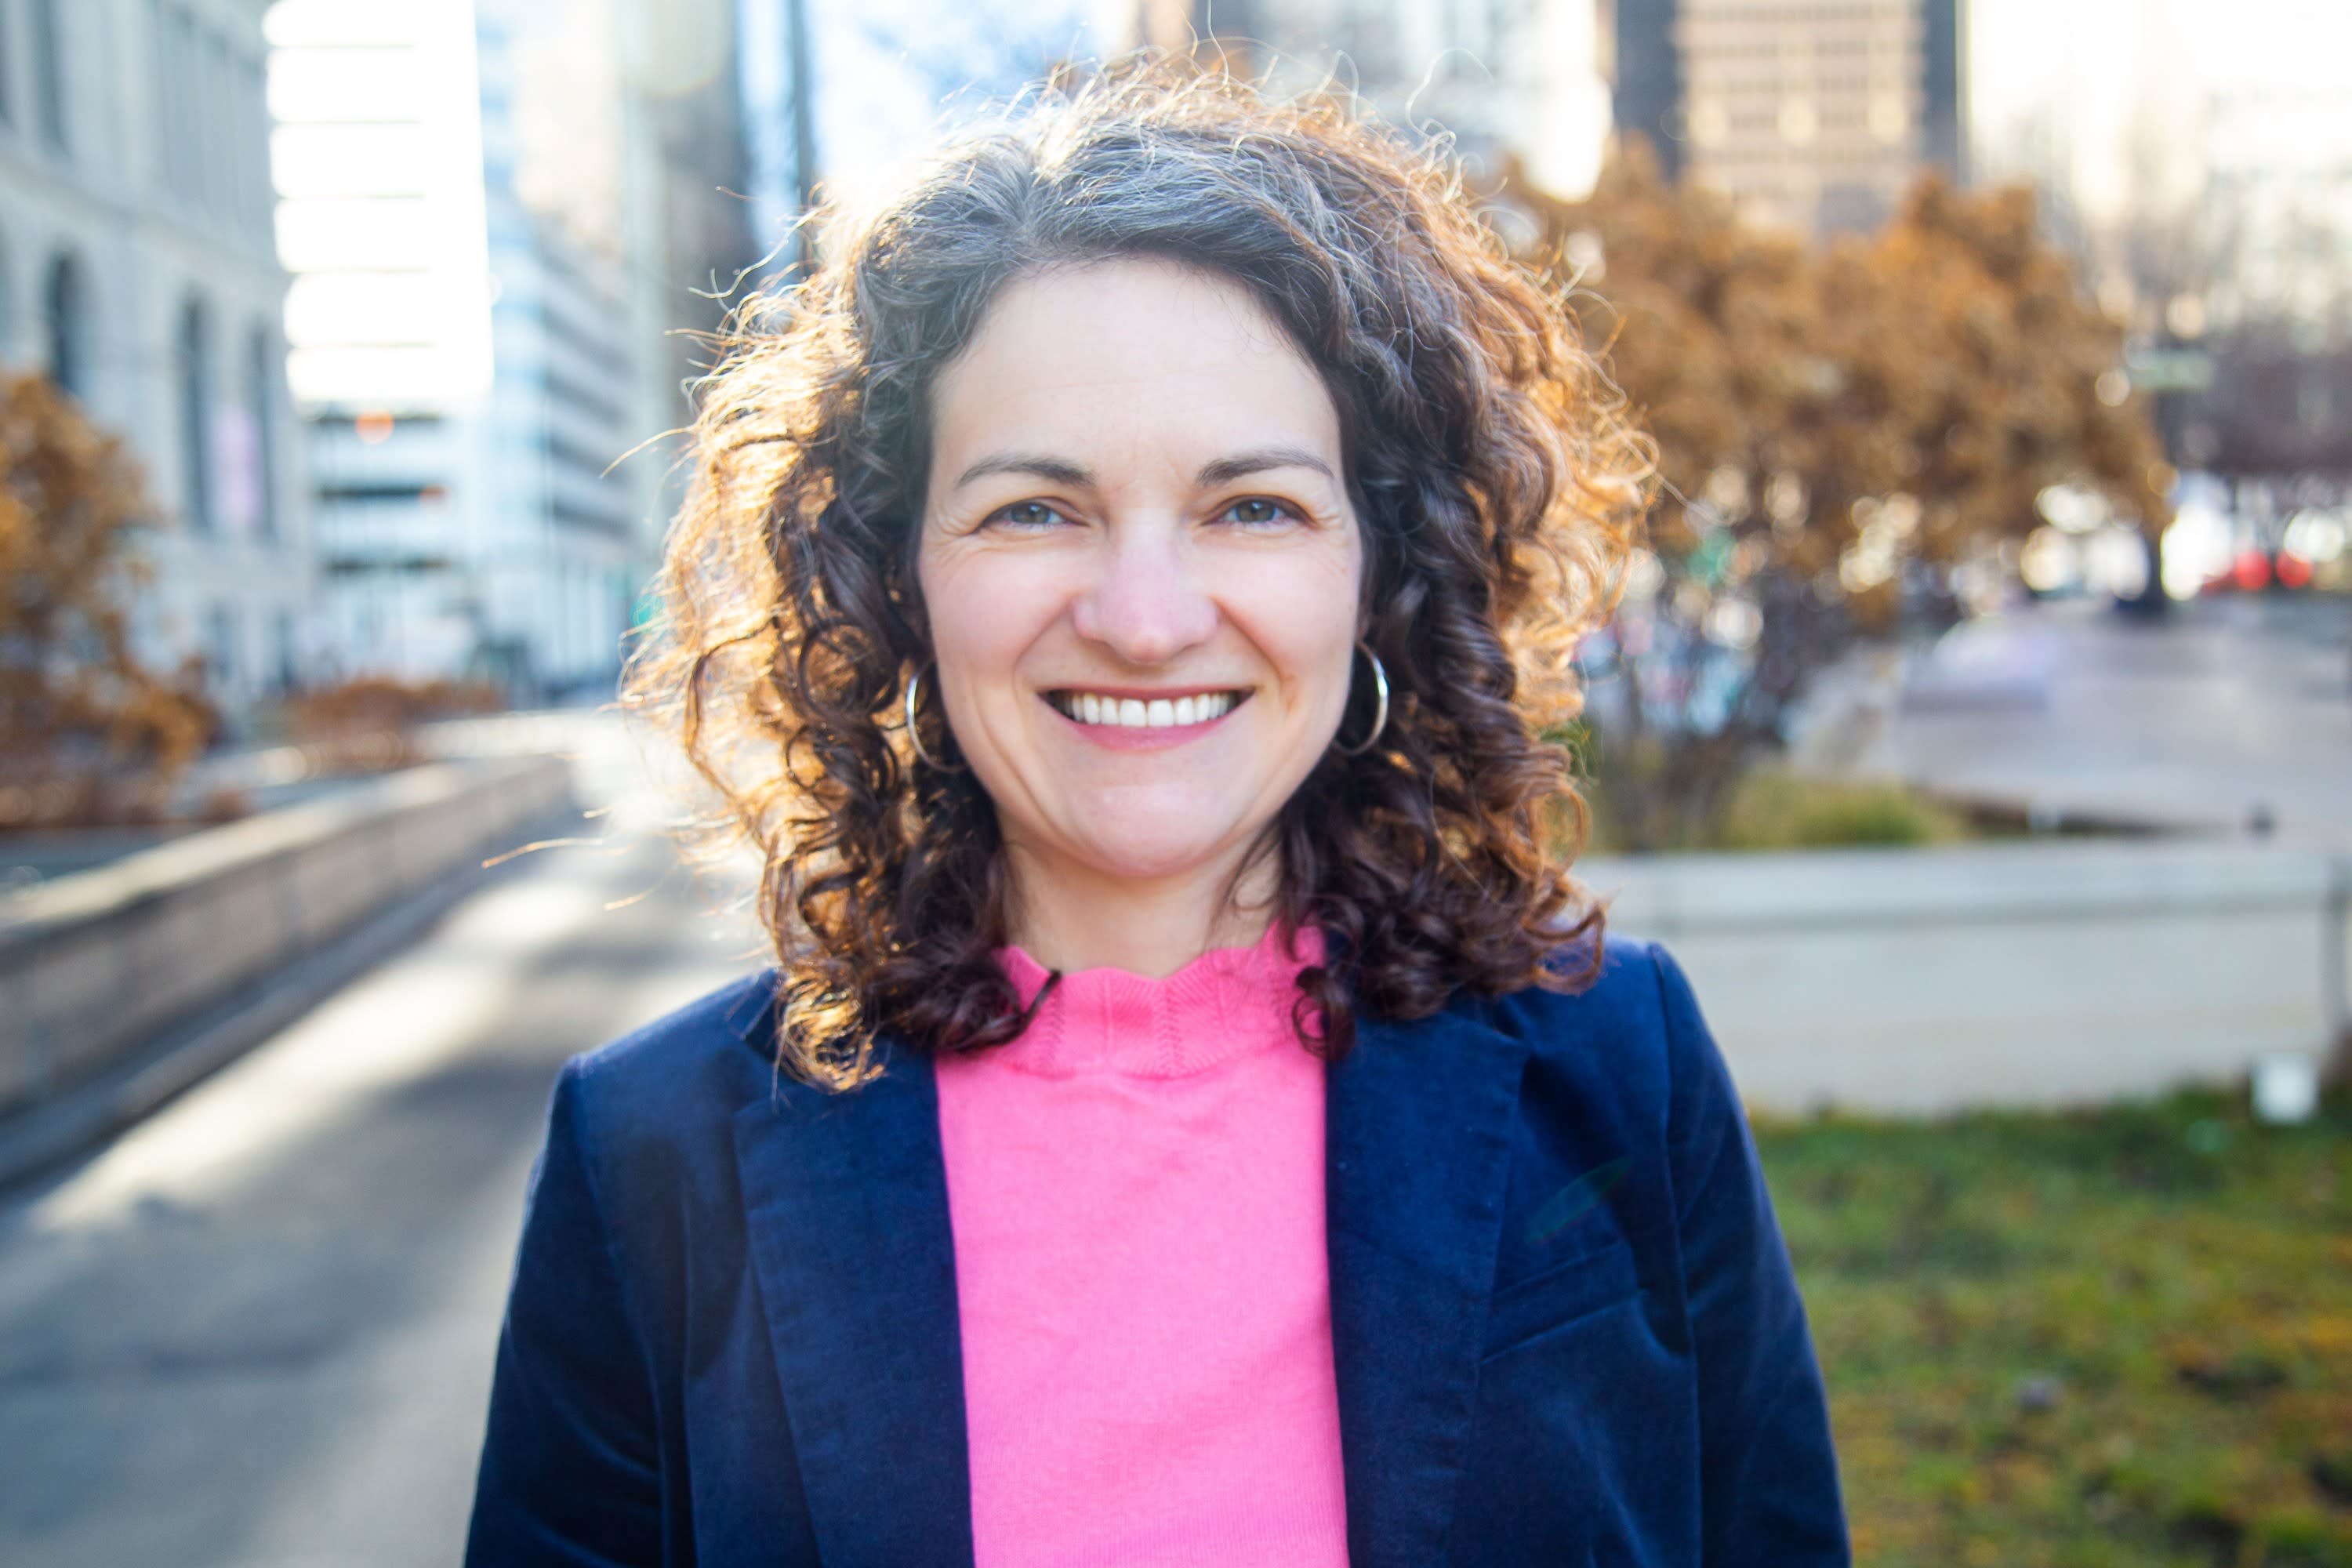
[[1043, 688, 1251, 730]]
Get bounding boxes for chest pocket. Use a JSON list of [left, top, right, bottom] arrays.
[[1479, 1232, 1641, 1362]]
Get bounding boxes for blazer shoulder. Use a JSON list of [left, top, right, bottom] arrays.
[[558, 967, 785, 1152], [1479, 931, 1695, 1131], [1484, 931, 1674, 1052], [1491, 932, 1759, 1179]]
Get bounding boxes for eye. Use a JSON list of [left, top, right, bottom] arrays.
[[1217, 496, 1301, 528], [985, 500, 1073, 531]]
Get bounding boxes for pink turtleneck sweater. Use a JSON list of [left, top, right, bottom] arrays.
[[931, 922, 1352, 1566]]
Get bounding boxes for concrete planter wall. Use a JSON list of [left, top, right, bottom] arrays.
[[0, 757, 575, 1119], [1586, 840, 2352, 1115]]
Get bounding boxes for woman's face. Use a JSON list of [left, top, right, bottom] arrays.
[[916, 258, 1364, 895]]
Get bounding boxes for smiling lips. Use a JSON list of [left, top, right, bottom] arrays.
[[1046, 689, 1247, 730]]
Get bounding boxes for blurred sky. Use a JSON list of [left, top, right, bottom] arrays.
[[783, 0, 1109, 213], [1969, 0, 2352, 215], [1971, 0, 2352, 111]]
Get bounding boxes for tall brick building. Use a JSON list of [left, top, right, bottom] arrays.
[[1606, 0, 1962, 234]]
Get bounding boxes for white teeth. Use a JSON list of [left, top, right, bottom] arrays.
[[1051, 691, 1242, 728]]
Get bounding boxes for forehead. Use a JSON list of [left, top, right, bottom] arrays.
[[926, 259, 1344, 485]]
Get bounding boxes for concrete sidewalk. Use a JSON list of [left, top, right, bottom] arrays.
[[1795, 596, 2352, 848]]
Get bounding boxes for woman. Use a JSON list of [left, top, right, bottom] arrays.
[[467, 64, 1848, 1567]]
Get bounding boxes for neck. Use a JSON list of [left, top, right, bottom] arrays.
[[1000, 833, 1280, 978]]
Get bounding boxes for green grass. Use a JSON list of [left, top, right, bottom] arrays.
[[1758, 1090, 2352, 1566]]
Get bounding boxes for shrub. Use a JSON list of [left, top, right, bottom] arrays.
[[1717, 770, 1969, 850], [279, 675, 506, 775], [0, 372, 220, 831]]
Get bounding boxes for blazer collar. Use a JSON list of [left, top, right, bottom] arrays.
[[728, 984, 1533, 1568]]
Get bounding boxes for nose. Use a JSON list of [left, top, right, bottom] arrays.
[[1069, 517, 1218, 666]]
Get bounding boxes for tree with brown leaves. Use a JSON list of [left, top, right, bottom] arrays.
[[0, 372, 217, 831], [1504, 143, 2171, 850]]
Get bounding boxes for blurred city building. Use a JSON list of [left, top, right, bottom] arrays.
[[0, 0, 310, 708], [1123, 0, 1615, 200], [1603, 0, 1964, 234], [1123, 1, 1962, 227], [734, 0, 818, 281], [268, 0, 756, 699], [2163, 82, 2352, 503], [1604, 0, 1682, 178], [1969, 0, 2352, 582]]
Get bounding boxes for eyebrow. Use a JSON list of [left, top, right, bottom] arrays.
[[1196, 445, 1337, 487], [953, 445, 1338, 492], [954, 452, 1094, 489]]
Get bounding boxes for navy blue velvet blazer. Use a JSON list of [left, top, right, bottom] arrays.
[[465, 935, 1849, 1566]]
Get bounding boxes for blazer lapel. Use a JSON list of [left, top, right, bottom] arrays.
[[731, 1033, 975, 1567], [1327, 997, 1534, 1568]]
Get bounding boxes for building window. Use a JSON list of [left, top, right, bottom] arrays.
[[203, 30, 230, 217], [243, 56, 270, 237], [42, 250, 86, 399], [207, 603, 238, 696], [31, 0, 66, 151], [167, 7, 196, 198], [178, 295, 215, 534], [274, 609, 298, 693], [147, 0, 169, 191], [247, 324, 277, 542]]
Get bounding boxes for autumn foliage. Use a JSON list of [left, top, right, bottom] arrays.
[[281, 674, 507, 775], [0, 372, 218, 831], [1504, 144, 2172, 849]]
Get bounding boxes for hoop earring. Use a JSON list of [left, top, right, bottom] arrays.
[[1334, 641, 1390, 757], [903, 662, 967, 774]]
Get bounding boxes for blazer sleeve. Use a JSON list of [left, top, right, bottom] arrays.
[[466, 1059, 665, 1566], [1653, 944, 1852, 1566]]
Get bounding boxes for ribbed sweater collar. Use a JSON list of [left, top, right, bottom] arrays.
[[985, 921, 1327, 1079]]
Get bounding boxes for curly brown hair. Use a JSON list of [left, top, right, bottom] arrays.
[[622, 60, 1650, 1091]]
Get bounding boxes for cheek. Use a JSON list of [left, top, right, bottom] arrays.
[[917, 546, 1061, 700], [1224, 546, 1363, 714]]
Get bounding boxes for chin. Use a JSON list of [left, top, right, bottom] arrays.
[[1084, 838, 1233, 884], [1065, 816, 1248, 884]]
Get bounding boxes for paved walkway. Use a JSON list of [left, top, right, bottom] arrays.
[[1796, 595, 2352, 848], [0, 715, 762, 1566]]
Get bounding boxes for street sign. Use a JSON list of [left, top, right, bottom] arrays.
[[2125, 347, 2216, 393]]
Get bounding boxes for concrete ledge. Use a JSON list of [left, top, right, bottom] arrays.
[[0, 757, 576, 1120], [1586, 839, 2352, 1116], [0, 833, 561, 1192]]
